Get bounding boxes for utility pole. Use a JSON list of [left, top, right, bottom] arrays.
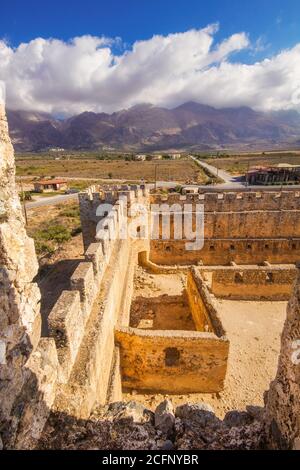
[[155, 164, 158, 192]]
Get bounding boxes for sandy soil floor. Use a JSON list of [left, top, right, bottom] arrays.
[[130, 268, 195, 330], [123, 268, 287, 418]]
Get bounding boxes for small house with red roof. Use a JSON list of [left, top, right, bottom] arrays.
[[33, 179, 68, 193]]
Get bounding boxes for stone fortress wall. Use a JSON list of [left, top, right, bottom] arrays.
[[0, 101, 300, 450], [150, 191, 300, 265], [48, 185, 151, 419]]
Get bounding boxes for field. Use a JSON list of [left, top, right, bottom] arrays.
[[16, 157, 209, 183], [204, 151, 300, 175]]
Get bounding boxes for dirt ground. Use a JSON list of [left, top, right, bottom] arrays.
[[130, 268, 195, 330], [123, 267, 286, 418], [16, 158, 207, 183]]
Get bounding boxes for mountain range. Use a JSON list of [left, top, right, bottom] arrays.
[[6, 102, 300, 152]]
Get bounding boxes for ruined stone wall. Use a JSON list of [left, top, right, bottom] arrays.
[[46, 196, 142, 419], [116, 268, 229, 394], [187, 269, 218, 333], [150, 238, 300, 265], [116, 327, 229, 393], [264, 266, 300, 449], [42, 188, 150, 420], [0, 103, 58, 449], [210, 266, 297, 300], [0, 133, 146, 445], [152, 211, 300, 240], [149, 191, 300, 266], [151, 191, 300, 211], [79, 185, 149, 250]]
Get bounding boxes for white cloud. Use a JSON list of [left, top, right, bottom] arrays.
[[0, 26, 300, 115]]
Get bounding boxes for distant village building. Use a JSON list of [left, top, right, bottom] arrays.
[[134, 154, 146, 161], [170, 153, 181, 160], [34, 179, 68, 193], [246, 164, 300, 185], [182, 186, 199, 195]]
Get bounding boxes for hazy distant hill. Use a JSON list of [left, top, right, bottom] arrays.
[[7, 102, 300, 152]]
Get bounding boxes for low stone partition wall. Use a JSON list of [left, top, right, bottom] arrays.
[[187, 268, 226, 335], [116, 267, 229, 394], [115, 327, 229, 394], [209, 265, 297, 300], [138, 250, 188, 274]]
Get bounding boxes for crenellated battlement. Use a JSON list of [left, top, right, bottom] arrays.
[[151, 190, 300, 211], [79, 184, 149, 250]]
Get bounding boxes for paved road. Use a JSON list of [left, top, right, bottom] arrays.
[[189, 155, 244, 188], [189, 155, 300, 191], [25, 193, 78, 209], [25, 170, 300, 211]]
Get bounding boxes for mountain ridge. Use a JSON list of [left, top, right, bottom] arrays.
[[6, 102, 300, 152]]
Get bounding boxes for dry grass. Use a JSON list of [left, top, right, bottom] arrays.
[[27, 201, 81, 257], [16, 158, 208, 183]]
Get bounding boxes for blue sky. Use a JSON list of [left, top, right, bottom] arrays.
[[1, 1, 300, 114], [2, 0, 300, 61]]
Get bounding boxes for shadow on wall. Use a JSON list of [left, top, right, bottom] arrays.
[[36, 259, 84, 336]]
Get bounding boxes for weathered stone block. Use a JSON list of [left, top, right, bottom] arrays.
[[85, 242, 105, 282], [70, 262, 95, 318], [14, 338, 58, 449], [48, 290, 84, 383]]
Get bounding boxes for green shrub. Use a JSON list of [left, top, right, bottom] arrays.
[[36, 224, 72, 243], [34, 240, 55, 255], [60, 207, 80, 218]]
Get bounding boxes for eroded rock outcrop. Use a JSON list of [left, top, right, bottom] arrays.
[[264, 267, 300, 449], [0, 101, 58, 449], [38, 401, 265, 450]]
